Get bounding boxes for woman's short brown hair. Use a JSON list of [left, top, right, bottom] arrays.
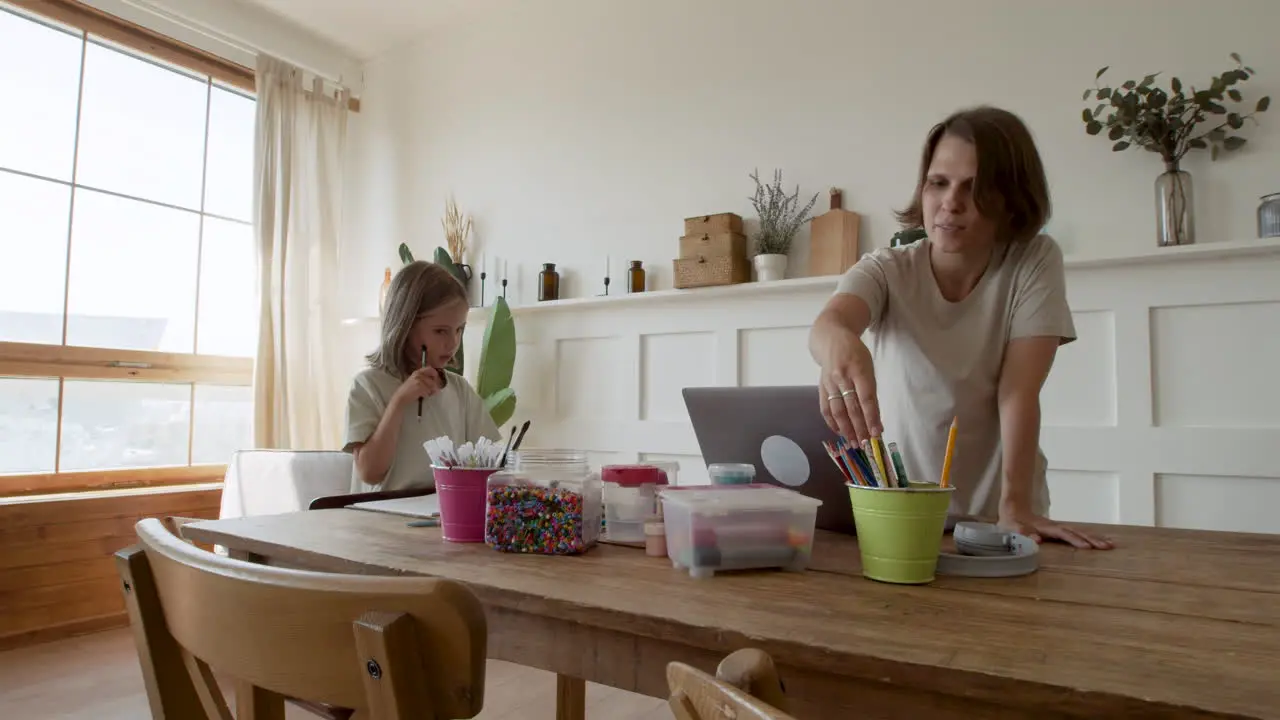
[[366, 261, 468, 378], [894, 105, 1051, 244]]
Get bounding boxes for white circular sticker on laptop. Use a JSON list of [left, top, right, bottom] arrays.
[[760, 434, 809, 487]]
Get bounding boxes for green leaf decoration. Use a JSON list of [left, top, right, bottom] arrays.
[[398, 243, 414, 266], [1112, 141, 1130, 152], [488, 391, 517, 428], [1171, 77, 1182, 93], [1258, 96, 1271, 112], [1096, 66, 1109, 79], [1223, 136, 1247, 151], [434, 246, 462, 280], [476, 296, 515, 400]]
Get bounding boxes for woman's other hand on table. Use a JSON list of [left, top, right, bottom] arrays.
[[817, 331, 882, 444], [998, 510, 1115, 550]]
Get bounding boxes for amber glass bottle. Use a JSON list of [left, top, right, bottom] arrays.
[[627, 261, 645, 293], [538, 263, 560, 301]]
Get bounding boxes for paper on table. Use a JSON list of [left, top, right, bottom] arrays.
[[349, 494, 440, 519]]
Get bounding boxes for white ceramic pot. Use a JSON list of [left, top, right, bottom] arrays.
[[753, 253, 787, 282]]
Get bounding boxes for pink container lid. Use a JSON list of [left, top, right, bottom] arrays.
[[601, 464, 668, 487]]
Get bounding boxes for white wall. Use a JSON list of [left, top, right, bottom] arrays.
[[339, 0, 1280, 318], [448, 241, 1280, 534]]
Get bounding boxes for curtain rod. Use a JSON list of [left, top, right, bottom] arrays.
[[80, 0, 362, 111]]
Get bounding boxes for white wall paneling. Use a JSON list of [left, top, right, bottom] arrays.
[[455, 241, 1280, 534]]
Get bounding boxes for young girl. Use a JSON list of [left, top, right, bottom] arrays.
[[343, 261, 501, 493]]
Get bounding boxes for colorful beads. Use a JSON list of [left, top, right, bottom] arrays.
[[485, 485, 588, 555]]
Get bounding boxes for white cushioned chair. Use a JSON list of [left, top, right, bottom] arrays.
[[218, 449, 354, 520]]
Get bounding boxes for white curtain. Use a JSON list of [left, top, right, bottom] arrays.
[[251, 54, 348, 450]]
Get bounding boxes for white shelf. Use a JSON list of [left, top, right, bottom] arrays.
[[338, 238, 1280, 324]]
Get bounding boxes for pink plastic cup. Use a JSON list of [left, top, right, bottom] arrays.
[[432, 466, 498, 543]]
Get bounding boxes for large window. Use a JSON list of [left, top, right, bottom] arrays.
[[0, 3, 256, 496]]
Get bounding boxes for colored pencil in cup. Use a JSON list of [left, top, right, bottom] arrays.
[[888, 442, 910, 486], [868, 437, 890, 487], [879, 438, 900, 487], [835, 440, 864, 486], [940, 416, 958, 488], [851, 448, 878, 488], [823, 441, 856, 484]]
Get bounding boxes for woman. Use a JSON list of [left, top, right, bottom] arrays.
[[343, 261, 500, 493], [809, 105, 1112, 550]]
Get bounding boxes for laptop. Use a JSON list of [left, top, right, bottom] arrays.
[[682, 385, 858, 535], [682, 385, 964, 535]]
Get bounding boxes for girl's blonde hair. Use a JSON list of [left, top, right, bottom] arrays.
[[366, 261, 468, 378]]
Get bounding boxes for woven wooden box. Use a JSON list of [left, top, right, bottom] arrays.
[[679, 231, 747, 260], [673, 254, 751, 289], [683, 212, 744, 236]]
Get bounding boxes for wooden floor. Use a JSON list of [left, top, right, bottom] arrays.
[[0, 628, 672, 719]]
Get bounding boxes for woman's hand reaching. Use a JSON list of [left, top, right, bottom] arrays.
[[817, 330, 882, 445]]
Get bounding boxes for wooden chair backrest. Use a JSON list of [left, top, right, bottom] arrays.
[[667, 649, 797, 720], [116, 517, 487, 719]]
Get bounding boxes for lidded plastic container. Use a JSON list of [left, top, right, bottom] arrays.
[[708, 462, 756, 485], [659, 484, 822, 579], [601, 464, 668, 543], [645, 460, 680, 487], [484, 449, 602, 555]]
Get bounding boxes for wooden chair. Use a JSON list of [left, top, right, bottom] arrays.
[[115, 517, 487, 719], [668, 649, 796, 720], [308, 486, 434, 511]]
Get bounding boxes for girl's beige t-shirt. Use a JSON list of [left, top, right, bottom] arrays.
[[342, 368, 502, 493], [834, 234, 1076, 520]]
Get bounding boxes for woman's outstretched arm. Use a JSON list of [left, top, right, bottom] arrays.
[[997, 336, 1113, 549]]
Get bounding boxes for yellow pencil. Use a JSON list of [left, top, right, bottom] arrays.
[[870, 436, 890, 488], [940, 416, 958, 488]]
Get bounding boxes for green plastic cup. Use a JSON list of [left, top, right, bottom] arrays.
[[847, 481, 955, 584]]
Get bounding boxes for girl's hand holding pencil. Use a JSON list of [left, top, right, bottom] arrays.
[[393, 367, 443, 412]]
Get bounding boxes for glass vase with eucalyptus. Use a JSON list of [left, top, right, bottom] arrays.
[[1155, 162, 1195, 247]]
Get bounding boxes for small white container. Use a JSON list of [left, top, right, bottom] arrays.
[[659, 485, 822, 579], [602, 464, 668, 543], [708, 462, 756, 485]]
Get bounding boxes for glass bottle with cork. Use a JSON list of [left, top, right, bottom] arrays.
[[627, 261, 646, 293], [538, 263, 560, 301], [378, 267, 392, 314]]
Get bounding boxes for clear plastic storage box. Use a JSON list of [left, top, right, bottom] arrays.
[[484, 449, 602, 555], [659, 485, 822, 578], [602, 464, 668, 543]]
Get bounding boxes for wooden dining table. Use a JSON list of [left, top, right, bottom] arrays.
[[180, 508, 1280, 720]]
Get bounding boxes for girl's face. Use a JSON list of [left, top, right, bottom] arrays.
[[922, 134, 1000, 257], [405, 297, 469, 370]]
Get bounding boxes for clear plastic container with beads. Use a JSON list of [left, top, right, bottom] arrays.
[[659, 484, 822, 579], [484, 449, 602, 555]]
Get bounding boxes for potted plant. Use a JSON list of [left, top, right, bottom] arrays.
[[747, 168, 819, 282], [1080, 53, 1269, 247]]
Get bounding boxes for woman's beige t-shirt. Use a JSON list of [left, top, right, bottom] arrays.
[[834, 234, 1076, 520], [342, 368, 502, 493]]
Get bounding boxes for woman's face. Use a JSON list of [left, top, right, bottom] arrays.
[[405, 297, 469, 370], [922, 133, 999, 255]]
